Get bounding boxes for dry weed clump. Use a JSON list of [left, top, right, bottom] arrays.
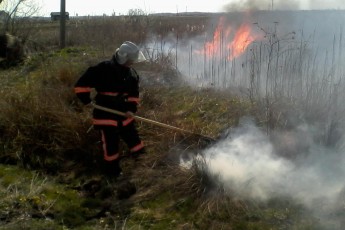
[[0, 67, 99, 173]]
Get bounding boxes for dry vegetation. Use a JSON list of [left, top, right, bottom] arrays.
[[0, 13, 336, 229]]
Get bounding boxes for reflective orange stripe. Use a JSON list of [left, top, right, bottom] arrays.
[[99, 92, 119, 96], [93, 119, 134, 126], [127, 97, 140, 103], [130, 141, 144, 153], [101, 131, 119, 161], [104, 153, 120, 161], [93, 119, 118, 126], [74, 87, 91, 93], [122, 118, 134, 126]]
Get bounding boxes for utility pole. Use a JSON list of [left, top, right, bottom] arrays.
[[60, 0, 66, 48]]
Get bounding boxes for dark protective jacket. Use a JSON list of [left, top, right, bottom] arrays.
[[74, 57, 140, 128]]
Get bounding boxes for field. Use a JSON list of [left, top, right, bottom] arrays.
[[0, 10, 345, 229]]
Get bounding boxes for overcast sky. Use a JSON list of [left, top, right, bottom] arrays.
[[35, 0, 345, 16]]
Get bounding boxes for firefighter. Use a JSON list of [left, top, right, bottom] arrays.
[[74, 41, 146, 178]]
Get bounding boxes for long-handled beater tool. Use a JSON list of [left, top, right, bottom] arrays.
[[91, 102, 216, 142]]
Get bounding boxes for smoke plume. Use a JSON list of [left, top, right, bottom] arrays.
[[201, 117, 345, 227], [165, 4, 345, 229], [308, 0, 345, 10], [223, 0, 300, 11], [222, 0, 345, 11]]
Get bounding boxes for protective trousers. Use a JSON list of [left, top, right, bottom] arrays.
[[99, 122, 144, 176]]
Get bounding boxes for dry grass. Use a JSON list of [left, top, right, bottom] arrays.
[[0, 14, 328, 229], [0, 55, 97, 172]]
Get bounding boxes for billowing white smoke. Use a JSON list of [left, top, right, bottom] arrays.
[[223, 0, 300, 11], [222, 0, 345, 11], [203, 117, 345, 210]]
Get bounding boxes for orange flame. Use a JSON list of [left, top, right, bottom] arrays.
[[201, 17, 232, 57], [228, 23, 257, 60], [197, 16, 259, 60]]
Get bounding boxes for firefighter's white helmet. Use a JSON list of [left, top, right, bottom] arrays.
[[115, 41, 146, 65]]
